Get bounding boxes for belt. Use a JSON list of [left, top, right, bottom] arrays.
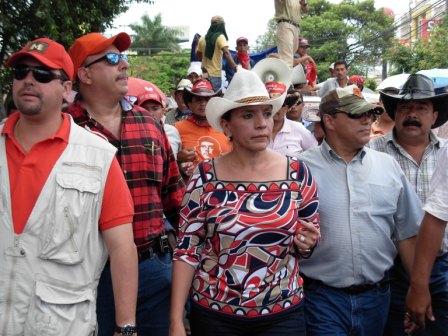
[[277, 19, 300, 28], [302, 274, 391, 295], [137, 235, 171, 263]]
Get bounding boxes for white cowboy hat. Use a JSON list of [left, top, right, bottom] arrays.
[[206, 66, 286, 132]]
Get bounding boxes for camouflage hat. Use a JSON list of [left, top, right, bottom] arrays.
[[320, 85, 383, 117]]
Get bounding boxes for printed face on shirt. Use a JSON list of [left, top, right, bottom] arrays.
[[394, 99, 438, 140], [195, 136, 222, 160]]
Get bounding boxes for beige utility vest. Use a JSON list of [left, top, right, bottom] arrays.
[[0, 117, 116, 336]]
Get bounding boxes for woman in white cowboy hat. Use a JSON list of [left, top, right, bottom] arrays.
[[170, 67, 320, 336]]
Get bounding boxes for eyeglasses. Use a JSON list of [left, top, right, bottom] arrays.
[[334, 109, 382, 120], [12, 66, 66, 83], [84, 53, 128, 68]]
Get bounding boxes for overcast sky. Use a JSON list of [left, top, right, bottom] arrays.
[[106, 0, 409, 48]]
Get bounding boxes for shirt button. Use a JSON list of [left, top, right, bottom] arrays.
[[20, 249, 26, 256]]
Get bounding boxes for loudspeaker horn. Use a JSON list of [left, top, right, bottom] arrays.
[[291, 64, 307, 85], [252, 58, 292, 88]]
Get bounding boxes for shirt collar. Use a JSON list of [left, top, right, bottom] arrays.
[[321, 138, 366, 163]]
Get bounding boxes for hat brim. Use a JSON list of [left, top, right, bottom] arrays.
[[7, 51, 61, 71], [205, 93, 286, 132], [89, 32, 131, 57], [183, 87, 222, 105], [380, 91, 448, 128]]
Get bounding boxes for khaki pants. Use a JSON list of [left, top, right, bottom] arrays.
[[276, 21, 299, 69]]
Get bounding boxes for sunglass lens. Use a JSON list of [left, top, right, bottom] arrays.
[[105, 53, 128, 65], [13, 67, 28, 80], [13, 66, 56, 83], [106, 53, 120, 65], [32, 68, 54, 83]]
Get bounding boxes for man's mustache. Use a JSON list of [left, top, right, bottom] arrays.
[[403, 119, 422, 127]]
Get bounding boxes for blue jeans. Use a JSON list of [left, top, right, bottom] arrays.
[[304, 279, 390, 336], [385, 254, 448, 336], [208, 76, 222, 92], [190, 302, 306, 336], [96, 252, 172, 336]]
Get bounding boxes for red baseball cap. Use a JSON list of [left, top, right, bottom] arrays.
[[7, 38, 74, 80], [298, 38, 310, 47], [236, 36, 249, 44], [68, 32, 131, 80], [137, 91, 165, 107]]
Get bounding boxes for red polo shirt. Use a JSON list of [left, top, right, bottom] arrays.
[[2, 112, 134, 234]]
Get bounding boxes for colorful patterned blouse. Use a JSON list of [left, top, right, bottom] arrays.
[[173, 157, 319, 318]]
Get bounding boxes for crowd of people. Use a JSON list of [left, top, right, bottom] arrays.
[[1, 2, 448, 336]]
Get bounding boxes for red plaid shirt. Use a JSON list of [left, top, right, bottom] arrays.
[[65, 99, 185, 251]]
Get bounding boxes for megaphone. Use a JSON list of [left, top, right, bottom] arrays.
[[252, 58, 292, 88], [291, 64, 307, 85]]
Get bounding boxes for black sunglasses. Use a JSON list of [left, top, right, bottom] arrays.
[[12, 66, 66, 83], [84, 53, 128, 68], [334, 109, 382, 120]]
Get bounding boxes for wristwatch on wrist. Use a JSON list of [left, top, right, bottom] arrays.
[[115, 324, 137, 336]]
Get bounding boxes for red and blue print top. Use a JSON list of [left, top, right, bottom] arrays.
[[173, 157, 319, 318]]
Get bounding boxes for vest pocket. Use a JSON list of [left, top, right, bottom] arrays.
[[24, 277, 95, 336], [38, 172, 101, 265]]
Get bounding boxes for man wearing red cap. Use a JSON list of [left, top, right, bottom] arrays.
[[224, 37, 255, 83], [0, 38, 137, 335], [65, 32, 185, 336]]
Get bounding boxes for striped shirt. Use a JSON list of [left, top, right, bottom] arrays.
[[368, 131, 448, 203], [368, 130, 448, 253]]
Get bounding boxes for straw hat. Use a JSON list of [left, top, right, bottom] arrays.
[[205, 67, 285, 132]]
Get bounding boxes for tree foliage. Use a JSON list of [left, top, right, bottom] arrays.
[[385, 19, 448, 74], [255, 0, 394, 81], [128, 52, 190, 94], [129, 14, 181, 55], [0, 0, 154, 116]]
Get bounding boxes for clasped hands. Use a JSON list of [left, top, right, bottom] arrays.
[[294, 219, 320, 252]]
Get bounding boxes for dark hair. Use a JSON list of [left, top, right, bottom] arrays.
[[221, 109, 233, 121], [283, 92, 301, 108], [333, 60, 348, 69]]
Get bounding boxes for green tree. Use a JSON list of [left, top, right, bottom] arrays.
[[0, 0, 154, 116], [129, 14, 181, 55], [255, 0, 394, 82], [129, 51, 190, 94]]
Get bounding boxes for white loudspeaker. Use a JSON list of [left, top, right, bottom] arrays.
[[291, 64, 307, 85], [252, 58, 292, 88]]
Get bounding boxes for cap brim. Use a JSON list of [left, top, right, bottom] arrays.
[[7, 51, 60, 70], [205, 93, 286, 132]]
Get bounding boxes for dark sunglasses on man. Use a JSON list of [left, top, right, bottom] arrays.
[[334, 108, 383, 120], [83, 53, 128, 68], [12, 65, 66, 84]]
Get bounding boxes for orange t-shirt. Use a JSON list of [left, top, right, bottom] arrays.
[[175, 119, 232, 165], [2, 112, 134, 234]]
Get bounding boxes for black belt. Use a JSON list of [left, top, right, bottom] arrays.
[[277, 19, 300, 28], [137, 234, 171, 263], [302, 274, 391, 295]]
